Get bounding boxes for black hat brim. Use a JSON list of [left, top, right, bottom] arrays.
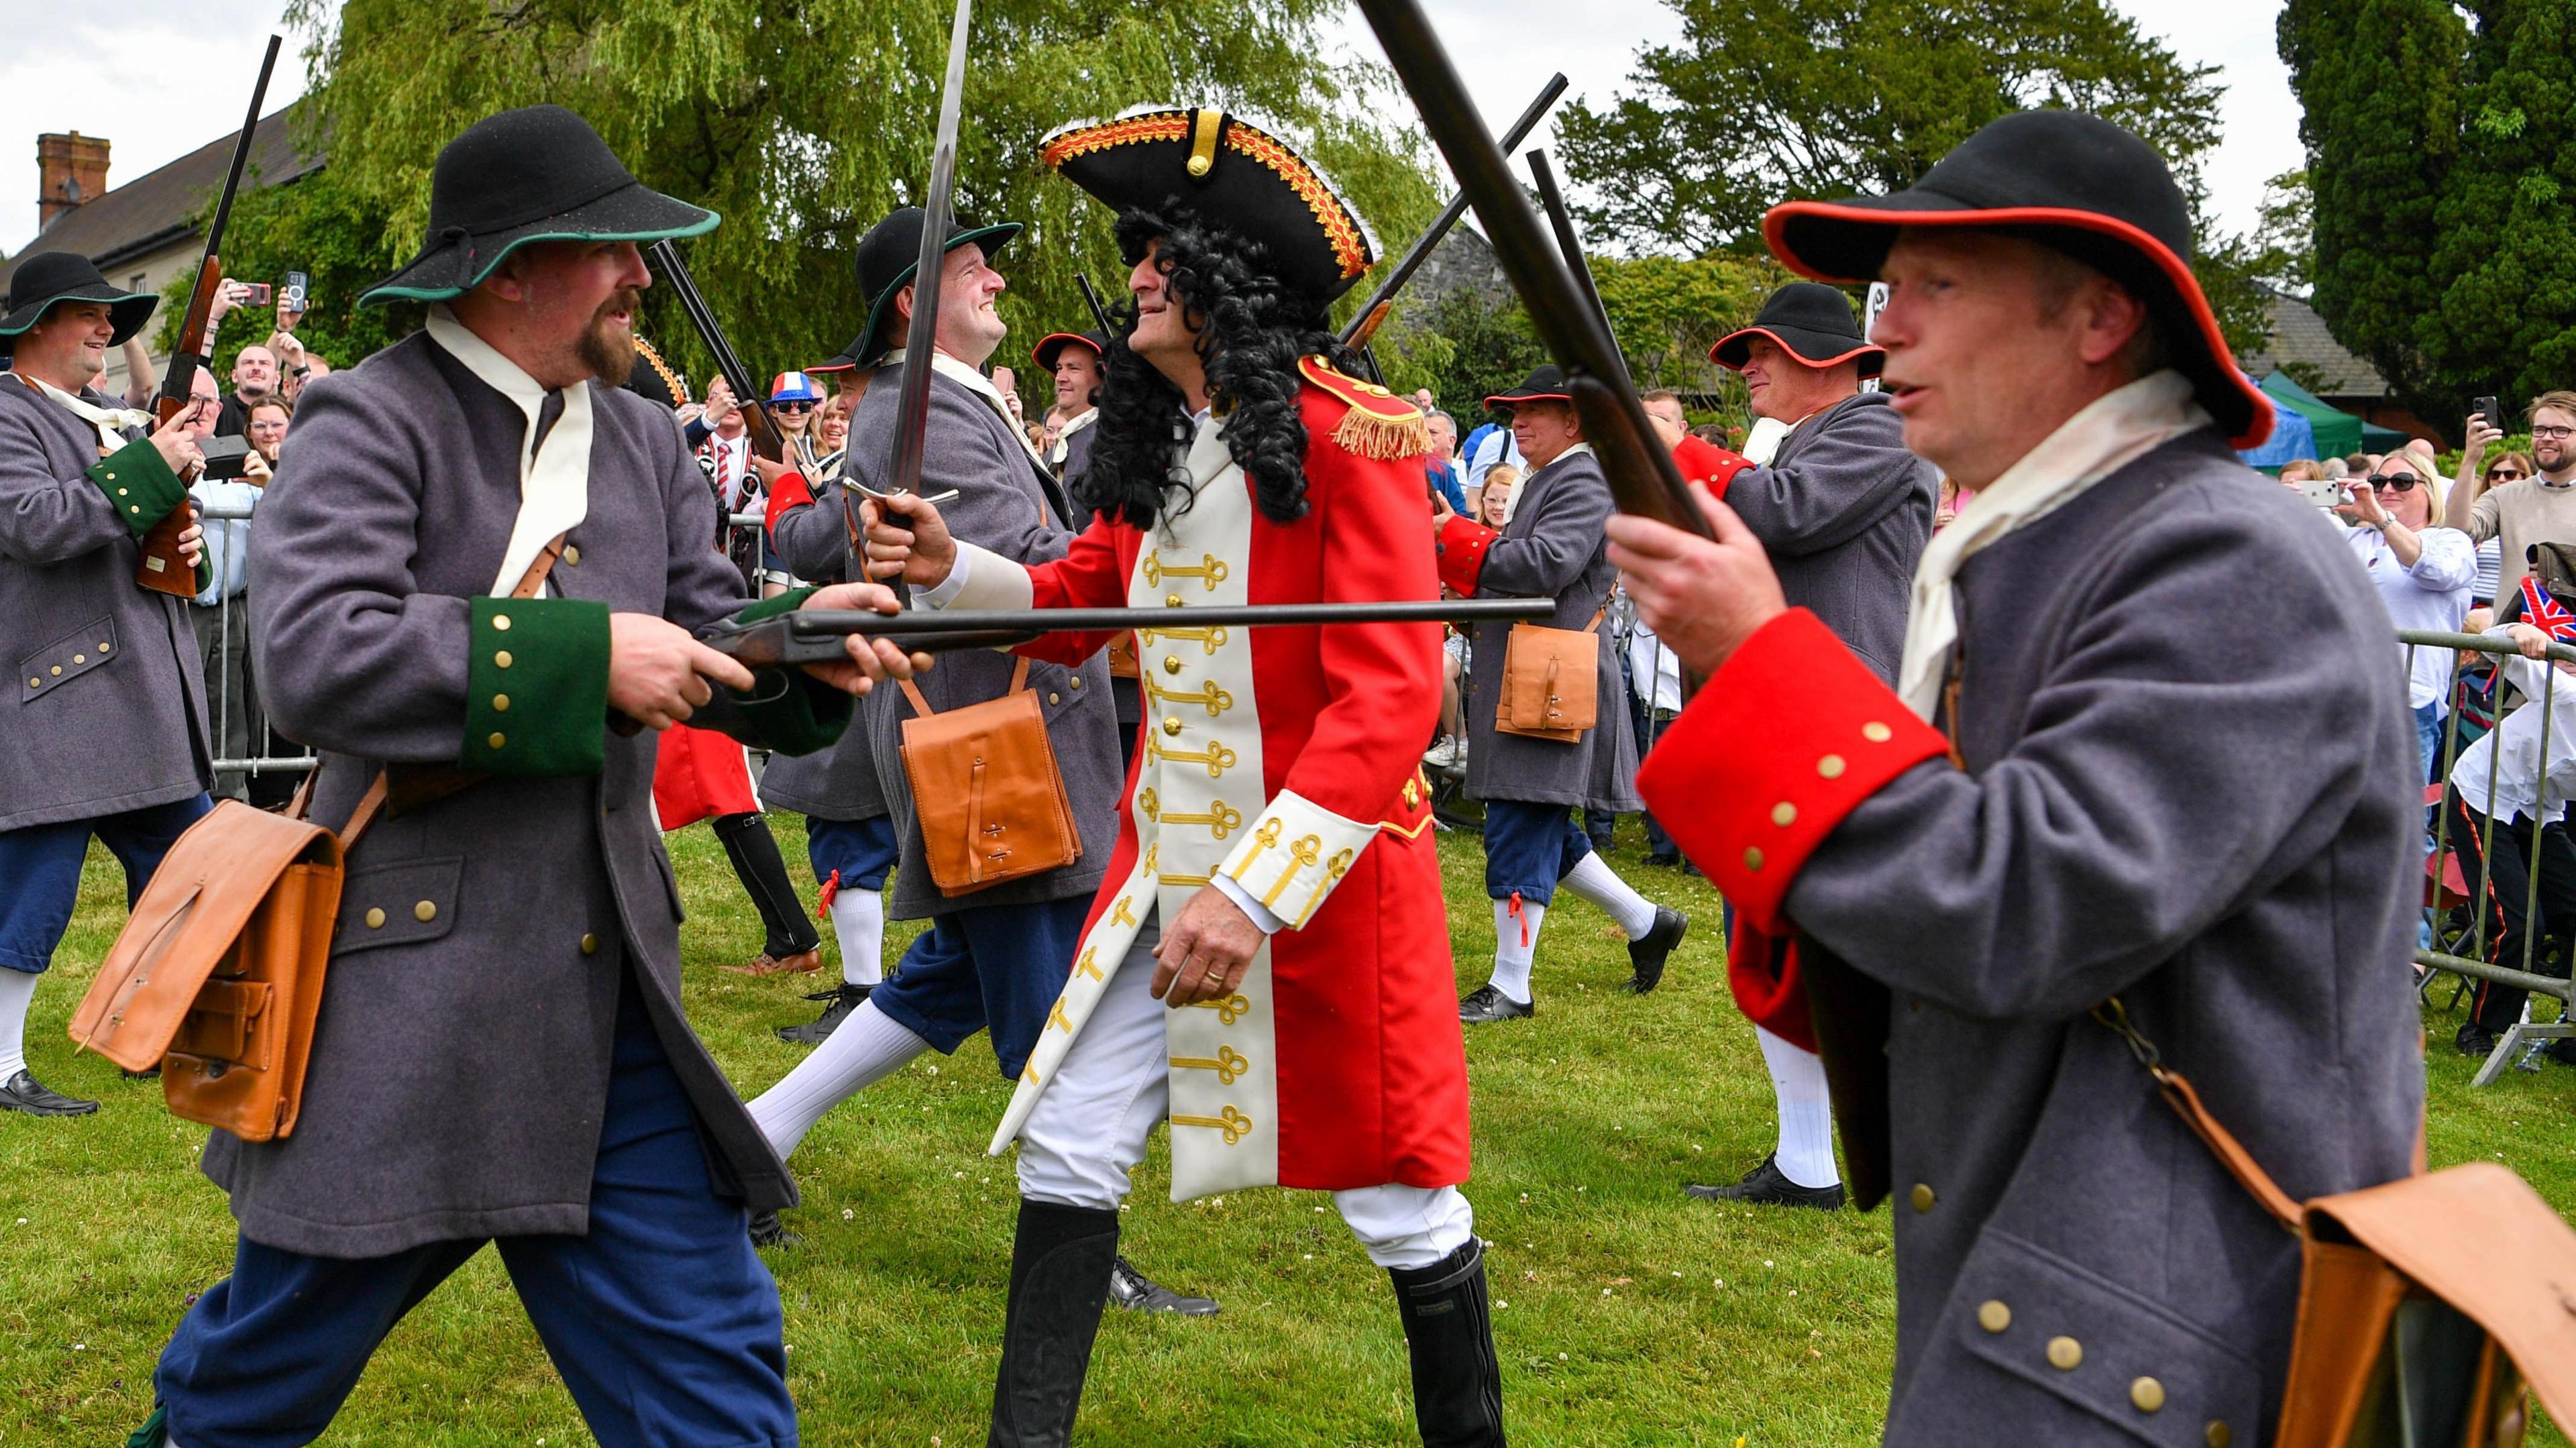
[[1483, 387, 1574, 409], [360, 181, 719, 307], [0, 284, 160, 347], [1709, 324, 1886, 379], [848, 223, 1023, 369], [1762, 194, 2270, 449]]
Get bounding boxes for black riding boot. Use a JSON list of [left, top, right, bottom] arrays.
[[1389, 1239, 1506, 1447], [988, 1199, 1120, 1448], [711, 811, 822, 958]]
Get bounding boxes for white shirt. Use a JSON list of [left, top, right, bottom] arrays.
[[2345, 523, 2477, 712], [1466, 429, 1524, 484], [1625, 616, 1683, 714], [702, 431, 757, 512], [2451, 634, 2576, 824]]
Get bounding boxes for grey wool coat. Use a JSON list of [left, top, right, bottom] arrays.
[[763, 472, 888, 824], [0, 377, 211, 833], [1784, 433, 2421, 1445], [223, 331, 818, 1257], [843, 363, 1121, 922], [1725, 390, 1934, 683], [1460, 446, 1642, 812]]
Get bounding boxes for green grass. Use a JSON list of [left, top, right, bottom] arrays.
[[5, 818, 2571, 1447]]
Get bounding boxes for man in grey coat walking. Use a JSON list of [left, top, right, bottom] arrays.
[[1612, 111, 2420, 1446]]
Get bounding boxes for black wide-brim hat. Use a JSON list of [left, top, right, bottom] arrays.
[[361, 105, 718, 307], [1040, 105, 1378, 304], [1032, 329, 1108, 372], [839, 207, 1022, 369], [1762, 109, 2271, 449], [1485, 365, 1575, 410], [1709, 281, 1884, 379], [0, 251, 159, 345]]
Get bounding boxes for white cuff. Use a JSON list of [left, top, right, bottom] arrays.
[[912, 539, 1032, 612], [1218, 789, 1379, 930], [1210, 873, 1287, 934]]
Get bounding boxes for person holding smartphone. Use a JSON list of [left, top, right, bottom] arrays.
[[2447, 389, 2576, 608], [2339, 454, 2477, 782]]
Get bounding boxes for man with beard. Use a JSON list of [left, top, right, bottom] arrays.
[[131, 105, 921, 1448], [2446, 388, 2576, 615], [862, 104, 1503, 1448]]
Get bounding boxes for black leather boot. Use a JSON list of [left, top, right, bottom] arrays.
[[1388, 1239, 1505, 1447], [989, 1200, 1120, 1448]]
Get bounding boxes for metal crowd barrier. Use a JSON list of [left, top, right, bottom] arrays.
[[2400, 626, 2576, 1086]]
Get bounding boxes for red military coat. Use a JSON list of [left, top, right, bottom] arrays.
[[966, 357, 1470, 1200]]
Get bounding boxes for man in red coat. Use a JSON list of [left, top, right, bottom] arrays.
[[864, 105, 1499, 1448]]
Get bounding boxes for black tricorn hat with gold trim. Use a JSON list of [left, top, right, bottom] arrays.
[[1040, 105, 1379, 303]]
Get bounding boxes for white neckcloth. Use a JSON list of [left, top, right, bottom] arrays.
[[19, 373, 153, 455], [425, 306, 592, 597]]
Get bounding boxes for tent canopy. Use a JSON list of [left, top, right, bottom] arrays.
[[2257, 370, 2411, 457]]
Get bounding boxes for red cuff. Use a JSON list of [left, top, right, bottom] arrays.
[[762, 471, 814, 535], [1436, 513, 1497, 596], [1674, 437, 1755, 498], [1635, 608, 1949, 934], [1729, 919, 1815, 1052]]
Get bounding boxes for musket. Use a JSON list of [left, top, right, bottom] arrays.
[[1073, 266, 1118, 339], [647, 239, 784, 463], [704, 596, 1552, 668], [878, 0, 975, 499], [1526, 148, 1624, 384], [1339, 72, 1568, 351], [136, 33, 282, 598]]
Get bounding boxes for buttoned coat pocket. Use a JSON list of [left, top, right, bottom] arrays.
[[333, 857, 465, 955], [1951, 1230, 2264, 1447], [19, 616, 116, 704]]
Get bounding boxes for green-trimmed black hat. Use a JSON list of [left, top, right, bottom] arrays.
[[360, 105, 717, 307], [837, 207, 1022, 369], [0, 252, 159, 345]]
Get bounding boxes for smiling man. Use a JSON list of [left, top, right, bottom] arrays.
[[1607, 111, 2420, 1443], [133, 105, 920, 1448]]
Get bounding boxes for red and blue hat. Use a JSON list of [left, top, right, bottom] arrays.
[[769, 370, 822, 404]]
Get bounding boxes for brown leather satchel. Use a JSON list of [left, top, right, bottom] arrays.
[[2098, 1000, 2576, 1448], [896, 657, 1082, 896], [1495, 610, 1603, 742]]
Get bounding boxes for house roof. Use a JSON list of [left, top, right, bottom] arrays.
[[0, 101, 321, 290], [2237, 288, 2390, 400]]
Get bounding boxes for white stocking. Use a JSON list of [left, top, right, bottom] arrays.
[[1559, 851, 1658, 937], [747, 1001, 931, 1158], [828, 887, 885, 987], [0, 969, 35, 1080], [1485, 895, 1545, 1005], [1756, 1024, 1840, 1188]]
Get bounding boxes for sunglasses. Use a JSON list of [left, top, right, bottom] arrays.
[[2489, 468, 2526, 481], [769, 400, 816, 414], [2367, 474, 2422, 492]]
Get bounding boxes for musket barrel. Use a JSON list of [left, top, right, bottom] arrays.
[[786, 596, 1551, 638]]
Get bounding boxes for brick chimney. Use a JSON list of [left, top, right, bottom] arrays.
[[36, 132, 111, 231]]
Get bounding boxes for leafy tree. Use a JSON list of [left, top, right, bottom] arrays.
[[1590, 251, 1790, 399], [1381, 283, 1550, 432]]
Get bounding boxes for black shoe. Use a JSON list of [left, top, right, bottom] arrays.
[[1684, 1154, 1845, 1211], [1106, 1255, 1220, 1316], [1457, 984, 1532, 1025], [2543, 1036, 2576, 1068], [776, 983, 872, 1045], [121, 1065, 162, 1081], [990, 1201, 1120, 1447], [1625, 905, 1688, 994], [749, 1210, 800, 1249], [0, 1069, 98, 1117], [1644, 851, 1682, 869], [1388, 1239, 1505, 1447], [2456, 1021, 2500, 1058]]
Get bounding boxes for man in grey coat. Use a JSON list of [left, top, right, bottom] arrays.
[[1685, 282, 1935, 1212], [0, 251, 211, 1119], [136, 106, 918, 1448], [1613, 111, 2420, 1447], [1440, 366, 1686, 1023]]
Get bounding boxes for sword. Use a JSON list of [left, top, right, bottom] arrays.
[[703, 597, 1552, 668], [878, 0, 976, 500]]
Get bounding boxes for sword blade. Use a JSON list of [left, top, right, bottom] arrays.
[[883, 0, 977, 498]]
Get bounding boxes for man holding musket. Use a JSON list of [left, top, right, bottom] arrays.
[[1609, 111, 2419, 1443], [0, 252, 210, 1119], [1681, 282, 1935, 1211], [865, 103, 1504, 1447], [133, 105, 919, 1448]]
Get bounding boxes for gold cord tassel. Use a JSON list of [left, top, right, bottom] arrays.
[[1332, 408, 1432, 461]]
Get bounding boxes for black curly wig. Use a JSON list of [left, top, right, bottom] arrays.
[[1075, 206, 1367, 531]]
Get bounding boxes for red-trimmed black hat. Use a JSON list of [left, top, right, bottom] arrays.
[[1709, 282, 1884, 379], [1484, 365, 1575, 410], [1040, 105, 1378, 302], [1762, 109, 2269, 448], [1032, 329, 1108, 372]]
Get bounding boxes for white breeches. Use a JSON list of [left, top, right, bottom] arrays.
[[1015, 917, 1476, 1270]]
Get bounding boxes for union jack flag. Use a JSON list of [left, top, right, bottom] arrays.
[[2520, 575, 2576, 643]]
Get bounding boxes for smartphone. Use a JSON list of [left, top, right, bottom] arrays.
[[2474, 396, 2501, 431], [2296, 476, 2350, 510], [280, 270, 309, 315], [198, 435, 254, 480], [241, 282, 273, 307]]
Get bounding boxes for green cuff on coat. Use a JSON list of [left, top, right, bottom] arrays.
[[704, 586, 851, 756], [460, 596, 612, 776], [735, 584, 820, 624], [87, 438, 186, 539]]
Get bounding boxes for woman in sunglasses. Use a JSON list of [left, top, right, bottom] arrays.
[[2341, 456, 2478, 782]]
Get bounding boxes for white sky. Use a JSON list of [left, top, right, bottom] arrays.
[[0, 0, 2300, 259]]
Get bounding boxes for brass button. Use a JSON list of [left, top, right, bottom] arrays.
[[116, 486, 128, 496], [492, 694, 511, 712], [106, 472, 117, 481], [25, 678, 37, 689], [413, 901, 438, 923], [1862, 721, 1893, 742], [1068, 675, 1081, 687], [2131, 1378, 2165, 1414], [1910, 1182, 1935, 1213], [72, 654, 83, 665], [1743, 846, 1764, 872], [492, 614, 513, 631], [2046, 1336, 2082, 1371], [1164, 656, 1183, 674], [494, 650, 513, 669], [1817, 754, 1846, 779], [1771, 801, 1797, 827], [1165, 594, 1183, 608], [1163, 717, 1183, 736], [1977, 1300, 2011, 1334], [488, 732, 508, 749], [129, 505, 140, 514], [50, 665, 61, 677], [2205, 1423, 2231, 1448], [364, 907, 386, 929], [580, 932, 600, 955], [1048, 692, 1061, 705], [564, 545, 581, 565], [97, 643, 109, 651]]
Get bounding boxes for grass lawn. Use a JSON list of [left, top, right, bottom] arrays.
[[6, 814, 2571, 1447]]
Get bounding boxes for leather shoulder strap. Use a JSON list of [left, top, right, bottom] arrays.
[[2094, 999, 2303, 1231]]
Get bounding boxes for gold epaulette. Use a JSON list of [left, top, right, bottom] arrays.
[[1297, 355, 1432, 461]]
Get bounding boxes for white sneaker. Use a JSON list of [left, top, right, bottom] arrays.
[[1423, 736, 1465, 769]]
